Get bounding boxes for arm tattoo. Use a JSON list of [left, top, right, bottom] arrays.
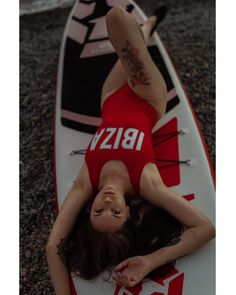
[[121, 41, 151, 87]]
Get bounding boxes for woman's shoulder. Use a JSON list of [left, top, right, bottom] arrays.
[[139, 162, 164, 199], [140, 163, 163, 185], [74, 162, 93, 194]]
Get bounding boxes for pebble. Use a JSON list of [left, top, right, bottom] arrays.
[[25, 250, 31, 259]]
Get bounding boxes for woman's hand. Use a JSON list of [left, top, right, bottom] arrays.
[[112, 256, 152, 288]]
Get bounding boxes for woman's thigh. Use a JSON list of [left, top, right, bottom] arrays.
[[101, 59, 127, 108], [106, 7, 167, 117]]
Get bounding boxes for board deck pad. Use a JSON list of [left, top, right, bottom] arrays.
[[55, 1, 215, 294]]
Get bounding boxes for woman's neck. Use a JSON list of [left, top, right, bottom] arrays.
[[98, 162, 131, 194]]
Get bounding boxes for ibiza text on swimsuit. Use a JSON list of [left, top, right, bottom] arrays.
[[89, 127, 145, 151]]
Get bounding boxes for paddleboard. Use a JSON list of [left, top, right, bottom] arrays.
[[54, 0, 215, 294]]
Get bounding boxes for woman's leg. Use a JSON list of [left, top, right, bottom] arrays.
[[101, 11, 166, 113], [101, 18, 147, 106], [102, 6, 167, 117], [100, 59, 127, 107]]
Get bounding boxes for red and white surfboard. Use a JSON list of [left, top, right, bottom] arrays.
[[54, 0, 215, 294]]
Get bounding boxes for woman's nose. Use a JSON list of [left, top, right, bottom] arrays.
[[104, 196, 112, 202]]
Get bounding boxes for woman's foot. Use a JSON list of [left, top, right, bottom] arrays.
[[149, 6, 168, 35], [140, 6, 168, 41], [138, 6, 168, 44]]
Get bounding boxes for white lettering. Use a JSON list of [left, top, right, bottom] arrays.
[[90, 128, 105, 150], [113, 128, 123, 149], [90, 127, 144, 151], [136, 132, 145, 151], [100, 128, 116, 149], [122, 128, 139, 150]]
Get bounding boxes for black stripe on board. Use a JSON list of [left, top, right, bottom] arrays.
[[61, 39, 119, 117], [71, 16, 110, 42], [126, 4, 135, 13], [80, 1, 98, 4], [147, 46, 174, 92], [166, 96, 180, 113]]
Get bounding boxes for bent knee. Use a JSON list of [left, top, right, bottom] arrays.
[[106, 6, 128, 25]]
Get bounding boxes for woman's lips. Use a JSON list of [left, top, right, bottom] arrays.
[[104, 191, 115, 195]]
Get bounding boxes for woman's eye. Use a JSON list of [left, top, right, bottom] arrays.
[[113, 209, 121, 214], [95, 209, 103, 213]]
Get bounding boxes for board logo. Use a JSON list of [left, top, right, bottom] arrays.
[[67, 0, 134, 58], [113, 268, 184, 295]]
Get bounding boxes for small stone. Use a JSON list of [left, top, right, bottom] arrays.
[[25, 251, 31, 259], [30, 209, 37, 215]]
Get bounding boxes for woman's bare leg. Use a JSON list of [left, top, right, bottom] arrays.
[[101, 12, 166, 114], [101, 16, 153, 105], [102, 7, 167, 117]]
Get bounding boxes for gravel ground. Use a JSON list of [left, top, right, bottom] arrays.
[[20, 0, 215, 294]]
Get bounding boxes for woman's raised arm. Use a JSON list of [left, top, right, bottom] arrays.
[[140, 164, 215, 271], [46, 163, 93, 295]]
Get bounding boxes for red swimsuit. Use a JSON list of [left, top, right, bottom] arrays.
[[85, 84, 158, 193]]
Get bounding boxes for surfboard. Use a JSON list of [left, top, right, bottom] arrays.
[[54, 0, 215, 294]]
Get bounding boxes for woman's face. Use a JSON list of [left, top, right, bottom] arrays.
[[90, 185, 130, 232]]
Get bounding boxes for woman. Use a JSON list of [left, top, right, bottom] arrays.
[[46, 6, 215, 294]]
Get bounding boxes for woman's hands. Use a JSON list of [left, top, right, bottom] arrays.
[[112, 256, 152, 288]]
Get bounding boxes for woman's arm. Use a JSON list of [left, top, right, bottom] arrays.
[[46, 163, 93, 295], [140, 164, 215, 271], [113, 165, 215, 288]]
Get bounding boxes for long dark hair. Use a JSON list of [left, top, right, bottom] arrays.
[[58, 199, 184, 280]]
